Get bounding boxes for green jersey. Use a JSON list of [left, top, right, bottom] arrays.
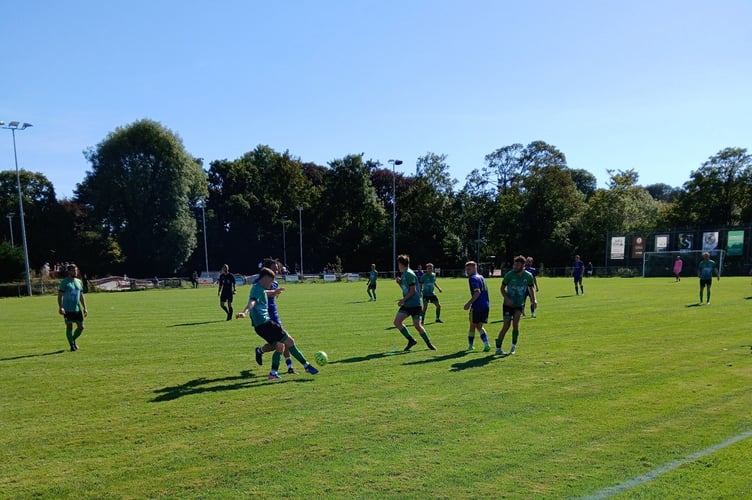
[[421, 273, 438, 296], [698, 259, 716, 279], [502, 270, 534, 307], [400, 268, 422, 307], [58, 277, 84, 312], [369, 269, 378, 285], [249, 281, 270, 327]]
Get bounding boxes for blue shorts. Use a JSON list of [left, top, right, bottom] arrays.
[[469, 307, 489, 324]]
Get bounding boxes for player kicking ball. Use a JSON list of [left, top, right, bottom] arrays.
[[236, 267, 318, 380]]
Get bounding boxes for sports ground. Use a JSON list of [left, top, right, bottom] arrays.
[[2, 276, 750, 498]]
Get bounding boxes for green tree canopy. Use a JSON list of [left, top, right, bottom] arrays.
[[76, 119, 207, 274]]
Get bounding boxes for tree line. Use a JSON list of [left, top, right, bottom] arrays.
[[1, 118, 750, 281]]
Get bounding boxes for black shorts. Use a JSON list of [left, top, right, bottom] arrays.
[[503, 304, 524, 319], [699, 278, 713, 288], [254, 321, 288, 345], [220, 292, 234, 303], [368, 282, 377, 290], [63, 311, 84, 323], [469, 307, 489, 324], [398, 305, 423, 319], [423, 294, 440, 305]]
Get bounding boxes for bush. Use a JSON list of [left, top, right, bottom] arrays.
[[615, 267, 639, 278], [0, 241, 24, 282]]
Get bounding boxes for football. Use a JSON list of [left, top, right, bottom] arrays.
[[314, 351, 328, 366]]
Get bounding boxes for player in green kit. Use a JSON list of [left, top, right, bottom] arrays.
[[57, 264, 88, 351], [393, 254, 436, 351], [367, 263, 378, 301], [697, 252, 719, 304], [420, 262, 443, 323], [236, 267, 318, 380], [496, 255, 537, 355]]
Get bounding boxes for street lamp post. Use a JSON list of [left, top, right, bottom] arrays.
[[388, 159, 403, 278], [200, 200, 209, 274], [1, 121, 33, 296], [296, 206, 303, 279], [6, 212, 14, 246], [280, 216, 288, 269]]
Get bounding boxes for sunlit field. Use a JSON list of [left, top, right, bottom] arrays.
[[2, 276, 750, 498]]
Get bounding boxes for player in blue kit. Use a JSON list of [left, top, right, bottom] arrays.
[[573, 255, 585, 295], [463, 261, 491, 351]]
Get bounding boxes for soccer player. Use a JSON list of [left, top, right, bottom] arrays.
[[254, 258, 296, 373], [523, 256, 540, 317], [57, 264, 88, 352], [367, 263, 378, 301], [697, 252, 719, 304], [673, 255, 683, 282], [496, 255, 537, 355], [236, 267, 318, 380], [217, 264, 236, 321], [463, 261, 491, 352], [394, 254, 436, 351], [420, 262, 443, 323], [572, 255, 585, 295]]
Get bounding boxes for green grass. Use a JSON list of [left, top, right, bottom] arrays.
[[2, 276, 751, 499]]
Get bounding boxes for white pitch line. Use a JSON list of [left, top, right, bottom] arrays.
[[582, 429, 752, 500]]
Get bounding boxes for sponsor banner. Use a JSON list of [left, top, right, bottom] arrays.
[[632, 236, 645, 259], [610, 236, 625, 260], [702, 231, 719, 251], [727, 230, 744, 256], [655, 234, 669, 252], [678, 233, 694, 251]]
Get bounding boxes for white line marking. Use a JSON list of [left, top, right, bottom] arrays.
[[582, 429, 752, 499]]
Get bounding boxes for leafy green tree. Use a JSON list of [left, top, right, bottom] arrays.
[[0, 240, 23, 282], [644, 183, 682, 202], [666, 148, 752, 227], [76, 119, 207, 275], [316, 154, 387, 270], [569, 168, 598, 199]]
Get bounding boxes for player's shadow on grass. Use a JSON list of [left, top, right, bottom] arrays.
[[402, 350, 468, 366], [449, 354, 497, 371], [556, 295, 577, 298], [347, 300, 372, 304], [167, 320, 227, 327], [685, 303, 703, 308], [151, 370, 312, 401], [332, 351, 409, 364], [0, 350, 65, 362], [744, 296, 752, 300]]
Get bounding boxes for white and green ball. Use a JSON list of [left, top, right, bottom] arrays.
[[314, 351, 328, 366]]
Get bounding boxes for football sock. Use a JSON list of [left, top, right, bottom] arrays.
[[288, 344, 307, 365], [285, 357, 293, 368], [73, 327, 83, 340], [271, 351, 282, 371], [399, 326, 413, 340], [495, 338, 502, 349], [220, 305, 228, 314], [467, 334, 475, 347], [700, 290, 704, 302], [436, 307, 441, 320], [65, 325, 74, 343], [706, 289, 711, 302], [373, 292, 376, 300], [419, 332, 432, 345], [228, 306, 233, 316], [480, 329, 489, 346], [512, 329, 519, 344]]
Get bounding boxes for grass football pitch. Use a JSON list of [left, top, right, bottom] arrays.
[[2, 276, 751, 498]]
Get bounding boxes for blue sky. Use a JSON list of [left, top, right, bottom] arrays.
[[2, 0, 750, 199]]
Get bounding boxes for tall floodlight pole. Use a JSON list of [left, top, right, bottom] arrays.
[[6, 212, 14, 246], [281, 216, 288, 268], [297, 206, 303, 279], [1, 121, 33, 296], [201, 200, 209, 274], [388, 159, 403, 278]]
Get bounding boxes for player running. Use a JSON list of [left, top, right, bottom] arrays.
[[237, 267, 318, 380], [254, 258, 296, 373], [393, 254, 436, 351]]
